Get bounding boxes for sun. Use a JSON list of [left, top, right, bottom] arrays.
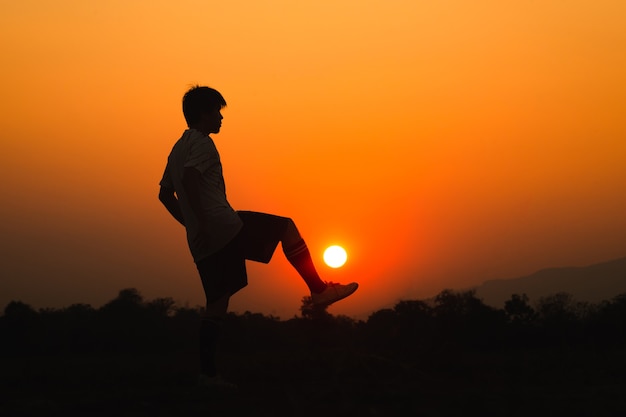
[[323, 245, 348, 268]]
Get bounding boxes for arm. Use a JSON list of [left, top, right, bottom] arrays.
[[158, 186, 185, 226], [181, 166, 209, 232]]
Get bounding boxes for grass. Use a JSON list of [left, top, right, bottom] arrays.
[[2, 347, 626, 417]]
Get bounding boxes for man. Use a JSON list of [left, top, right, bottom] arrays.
[[159, 86, 358, 388]]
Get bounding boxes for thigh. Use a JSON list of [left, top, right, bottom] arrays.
[[237, 211, 290, 263], [196, 237, 248, 303]]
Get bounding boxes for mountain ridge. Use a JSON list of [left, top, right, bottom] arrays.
[[474, 256, 626, 308]]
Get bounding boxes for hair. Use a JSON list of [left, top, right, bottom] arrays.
[[182, 85, 227, 126]]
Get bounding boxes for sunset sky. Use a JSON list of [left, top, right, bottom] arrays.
[[2, 1, 625, 319]]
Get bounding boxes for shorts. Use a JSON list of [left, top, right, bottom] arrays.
[[195, 211, 290, 303]]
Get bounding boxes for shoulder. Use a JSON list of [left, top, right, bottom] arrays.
[[185, 129, 216, 150], [170, 130, 213, 155], [172, 129, 207, 145]]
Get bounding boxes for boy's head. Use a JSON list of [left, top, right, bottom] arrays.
[[182, 86, 227, 128]]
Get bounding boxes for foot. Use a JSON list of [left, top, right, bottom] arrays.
[[311, 282, 358, 306], [198, 374, 237, 391]]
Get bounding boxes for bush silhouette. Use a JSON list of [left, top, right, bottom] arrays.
[[3, 288, 626, 357]]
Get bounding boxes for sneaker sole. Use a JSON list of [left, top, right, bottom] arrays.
[[313, 283, 358, 306]]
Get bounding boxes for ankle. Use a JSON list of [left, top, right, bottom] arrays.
[[311, 282, 328, 294]]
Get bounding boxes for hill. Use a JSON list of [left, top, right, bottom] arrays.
[[475, 256, 626, 307]]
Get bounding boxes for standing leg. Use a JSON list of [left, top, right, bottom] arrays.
[[199, 293, 230, 378]]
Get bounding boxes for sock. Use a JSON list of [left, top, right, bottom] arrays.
[[199, 318, 221, 377], [283, 239, 327, 293]]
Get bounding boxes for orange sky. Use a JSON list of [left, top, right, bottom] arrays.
[[1, 1, 625, 319]]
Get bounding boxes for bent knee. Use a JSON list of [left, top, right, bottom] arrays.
[[282, 218, 303, 246]]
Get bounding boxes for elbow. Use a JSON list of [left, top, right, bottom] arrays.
[[159, 187, 173, 204]]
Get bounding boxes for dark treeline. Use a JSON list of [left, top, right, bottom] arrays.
[[2, 288, 626, 357]]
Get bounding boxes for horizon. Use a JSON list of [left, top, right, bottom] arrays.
[[3, 253, 626, 320]]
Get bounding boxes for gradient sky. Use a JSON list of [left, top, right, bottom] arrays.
[[2, 1, 625, 319]]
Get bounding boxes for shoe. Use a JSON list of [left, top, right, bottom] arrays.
[[311, 282, 358, 306], [198, 374, 238, 391]]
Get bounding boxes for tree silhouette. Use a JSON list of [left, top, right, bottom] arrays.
[[534, 292, 581, 345], [100, 288, 144, 313], [433, 289, 506, 349], [97, 288, 155, 352], [4, 287, 626, 358], [299, 296, 331, 320], [504, 293, 535, 323], [1, 301, 41, 354], [589, 293, 626, 346], [536, 292, 576, 322], [146, 297, 176, 318]]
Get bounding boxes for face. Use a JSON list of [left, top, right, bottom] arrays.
[[201, 107, 223, 134]]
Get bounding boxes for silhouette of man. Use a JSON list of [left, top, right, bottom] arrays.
[[159, 86, 358, 389]]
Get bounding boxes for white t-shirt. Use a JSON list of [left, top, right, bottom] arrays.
[[160, 129, 243, 262]]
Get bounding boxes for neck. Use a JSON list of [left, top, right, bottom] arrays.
[[189, 124, 210, 135]]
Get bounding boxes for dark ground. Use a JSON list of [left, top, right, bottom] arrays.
[[2, 346, 625, 417]]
